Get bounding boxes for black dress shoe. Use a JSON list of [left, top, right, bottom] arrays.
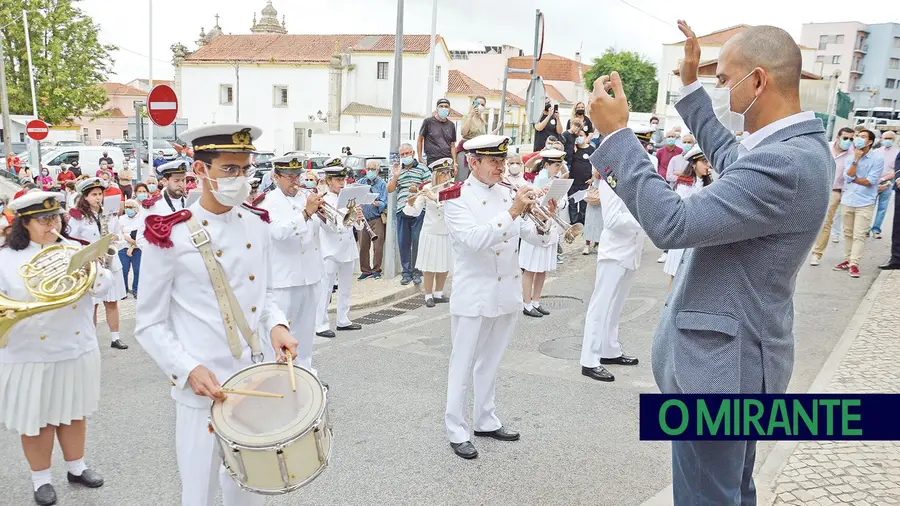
[[474, 426, 520, 441], [523, 307, 543, 318], [67, 469, 104, 488], [600, 355, 639, 366], [425, 298, 436, 308], [316, 330, 336, 338], [34, 484, 56, 505], [336, 323, 362, 331], [879, 262, 900, 270], [582, 366, 615, 382], [450, 441, 479, 459], [434, 295, 450, 303], [533, 304, 550, 316], [110, 339, 128, 350]]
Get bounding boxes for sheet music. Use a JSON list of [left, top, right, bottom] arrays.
[[356, 193, 378, 205], [335, 185, 372, 209], [185, 191, 201, 207], [102, 195, 121, 216], [570, 189, 588, 204], [540, 178, 573, 206]]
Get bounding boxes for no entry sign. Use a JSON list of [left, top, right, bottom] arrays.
[[25, 119, 49, 141], [147, 84, 178, 127]]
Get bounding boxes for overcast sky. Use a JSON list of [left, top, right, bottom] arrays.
[[78, 0, 900, 83]]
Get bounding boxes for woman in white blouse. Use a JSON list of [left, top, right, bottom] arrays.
[[0, 191, 112, 505], [67, 178, 128, 350], [117, 199, 142, 299], [405, 159, 454, 307]]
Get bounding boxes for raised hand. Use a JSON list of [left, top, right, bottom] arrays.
[[678, 20, 700, 86], [588, 72, 630, 136]]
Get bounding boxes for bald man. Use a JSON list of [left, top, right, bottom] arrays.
[[588, 22, 832, 505]]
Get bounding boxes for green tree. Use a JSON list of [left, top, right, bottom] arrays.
[[584, 48, 659, 113], [1, 0, 116, 125]]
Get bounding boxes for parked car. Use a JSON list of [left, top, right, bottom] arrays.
[[251, 151, 276, 169], [343, 155, 390, 181], [55, 140, 86, 147], [41, 146, 124, 179], [140, 139, 178, 163]]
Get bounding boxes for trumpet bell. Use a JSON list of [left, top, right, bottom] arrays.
[[563, 223, 584, 244]]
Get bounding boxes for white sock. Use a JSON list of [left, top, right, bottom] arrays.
[[425, 293, 433, 301], [110, 331, 120, 342], [434, 291, 443, 298], [524, 302, 533, 310], [65, 458, 87, 477], [533, 299, 541, 308], [32, 468, 52, 491]]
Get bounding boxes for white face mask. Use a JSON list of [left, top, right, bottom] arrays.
[[507, 163, 522, 176], [710, 70, 759, 133], [204, 174, 250, 207]]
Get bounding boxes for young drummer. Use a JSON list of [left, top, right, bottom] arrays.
[[404, 158, 454, 307]]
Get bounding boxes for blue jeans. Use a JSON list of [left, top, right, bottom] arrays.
[[672, 440, 757, 505], [871, 188, 893, 234], [118, 247, 141, 294], [396, 210, 424, 278]]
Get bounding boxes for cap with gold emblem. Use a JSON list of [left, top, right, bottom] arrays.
[[271, 155, 307, 174], [685, 144, 705, 162], [179, 123, 263, 153], [76, 177, 105, 195], [156, 159, 190, 177], [249, 177, 262, 189], [538, 149, 566, 164], [463, 135, 511, 158], [632, 125, 655, 144], [9, 190, 65, 217], [322, 157, 348, 178], [428, 158, 454, 172]]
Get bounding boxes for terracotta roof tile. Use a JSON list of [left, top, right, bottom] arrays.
[[102, 107, 126, 118], [544, 83, 569, 103], [342, 102, 421, 118], [447, 70, 526, 107], [507, 53, 589, 83], [102, 82, 146, 96], [186, 34, 442, 63]]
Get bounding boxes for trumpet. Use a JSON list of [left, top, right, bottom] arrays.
[[498, 178, 584, 244], [346, 199, 379, 241]]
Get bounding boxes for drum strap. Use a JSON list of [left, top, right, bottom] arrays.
[[184, 217, 263, 362]]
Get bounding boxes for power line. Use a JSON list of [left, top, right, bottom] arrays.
[[104, 41, 170, 66], [615, 0, 681, 32]]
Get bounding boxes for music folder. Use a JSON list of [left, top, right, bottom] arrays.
[[67, 233, 117, 275]]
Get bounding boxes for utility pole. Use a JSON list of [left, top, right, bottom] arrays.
[[499, 10, 543, 136], [147, 0, 154, 162], [0, 31, 13, 164], [424, 0, 438, 116], [235, 61, 240, 122], [383, 0, 404, 279], [825, 69, 841, 140], [134, 101, 145, 182], [23, 10, 40, 170]]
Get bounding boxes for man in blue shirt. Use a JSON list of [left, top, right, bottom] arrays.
[[358, 159, 388, 279], [836, 129, 883, 278]]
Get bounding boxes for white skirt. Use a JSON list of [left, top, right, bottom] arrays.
[[94, 270, 127, 304], [519, 240, 557, 273], [663, 248, 685, 277], [0, 347, 101, 436], [416, 232, 451, 273]]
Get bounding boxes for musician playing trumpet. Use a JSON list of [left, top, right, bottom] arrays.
[[254, 155, 325, 366], [0, 191, 113, 506], [315, 158, 365, 338], [403, 158, 454, 307]]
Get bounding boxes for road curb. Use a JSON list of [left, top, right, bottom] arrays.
[[755, 270, 891, 506]]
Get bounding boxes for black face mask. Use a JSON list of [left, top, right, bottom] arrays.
[[576, 109, 585, 116]]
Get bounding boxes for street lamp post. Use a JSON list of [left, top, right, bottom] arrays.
[[383, 0, 404, 279]]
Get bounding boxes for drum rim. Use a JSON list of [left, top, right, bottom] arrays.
[[210, 362, 327, 448], [222, 433, 332, 496]]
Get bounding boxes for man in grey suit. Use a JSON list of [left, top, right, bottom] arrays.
[[587, 21, 833, 505]]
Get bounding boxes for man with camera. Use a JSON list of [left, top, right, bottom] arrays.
[[533, 97, 564, 153]]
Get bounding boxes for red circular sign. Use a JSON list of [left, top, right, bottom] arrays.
[[147, 84, 179, 127], [26, 119, 49, 141]]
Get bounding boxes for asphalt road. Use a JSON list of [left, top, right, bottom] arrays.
[[0, 185, 892, 505]]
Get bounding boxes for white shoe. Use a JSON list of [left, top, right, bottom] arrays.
[[582, 245, 590, 255], [657, 253, 667, 263], [810, 256, 820, 266], [831, 236, 839, 243]]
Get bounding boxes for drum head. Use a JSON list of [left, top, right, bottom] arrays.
[[211, 363, 325, 447]]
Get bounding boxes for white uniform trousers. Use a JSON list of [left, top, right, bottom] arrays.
[[316, 259, 354, 333], [444, 313, 517, 444], [175, 402, 265, 506], [269, 284, 320, 369], [580, 260, 638, 368]]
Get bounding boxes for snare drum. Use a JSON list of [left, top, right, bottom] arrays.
[[210, 362, 332, 495]]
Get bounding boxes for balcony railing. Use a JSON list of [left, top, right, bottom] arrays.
[[850, 63, 865, 74], [854, 44, 869, 54]]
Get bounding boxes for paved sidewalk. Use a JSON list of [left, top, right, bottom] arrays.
[[768, 271, 900, 506]]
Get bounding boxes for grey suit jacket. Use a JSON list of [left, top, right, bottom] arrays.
[[589, 88, 833, 395]]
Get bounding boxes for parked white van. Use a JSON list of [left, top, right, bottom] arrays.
[[41, 146, 124, 179]]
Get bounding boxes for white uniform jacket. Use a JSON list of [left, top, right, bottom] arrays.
[[257, 188, 324, 288], [319, 192, 362, 264], [402, 184, 448, 236], [596, 179, 645, 270], [68, 211, 123, 272], [135, 202, 289, 408], [0, 242, 112, 364], [444, 175, 546, 318]]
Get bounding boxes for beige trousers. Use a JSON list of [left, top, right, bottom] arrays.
[[811, 190, 842, 258], [841, 204, 875, 266]]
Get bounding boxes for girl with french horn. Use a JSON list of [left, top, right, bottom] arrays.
[[0, 190, 113, 506], [403, 158, 454, 307], [68, 178, 129, 350]]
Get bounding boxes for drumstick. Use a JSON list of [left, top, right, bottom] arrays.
[[286, 350, 296, 392], [220, 388, 283, 399]]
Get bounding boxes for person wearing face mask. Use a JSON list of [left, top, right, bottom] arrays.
[[810, 127, 855, 266], [118, 199, 143, 299], [387, 143, 431, 285], [68, 178, 129, 351], [587, 21, 833, 504], [152, 150, 166, 169], [567, 102, 595, 141], [442, 135, 548, 460], [118, 161, 134, 199], [664, 134, 695, 184], [37, 167, 53, 191], [457, 96, 489, 182], [870, 130, 898, 239], [533, 97, 564, 153], [404, 159, 454, 307], [145, 176, 161, 198], [649, 116, 664, 151], [566, 125, 595, 234], [505, 155, 526, 186], [418, 98, 458, 172], [655, 130, 684, 179], [56, 163, 77, 186], [97, 168, 125, 211], [64, 181, 78, 209], [135, 124, 297, 506], [142, 161, 189, 215], [357, 160, 388, 280], [834, 129, 883, 277]]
